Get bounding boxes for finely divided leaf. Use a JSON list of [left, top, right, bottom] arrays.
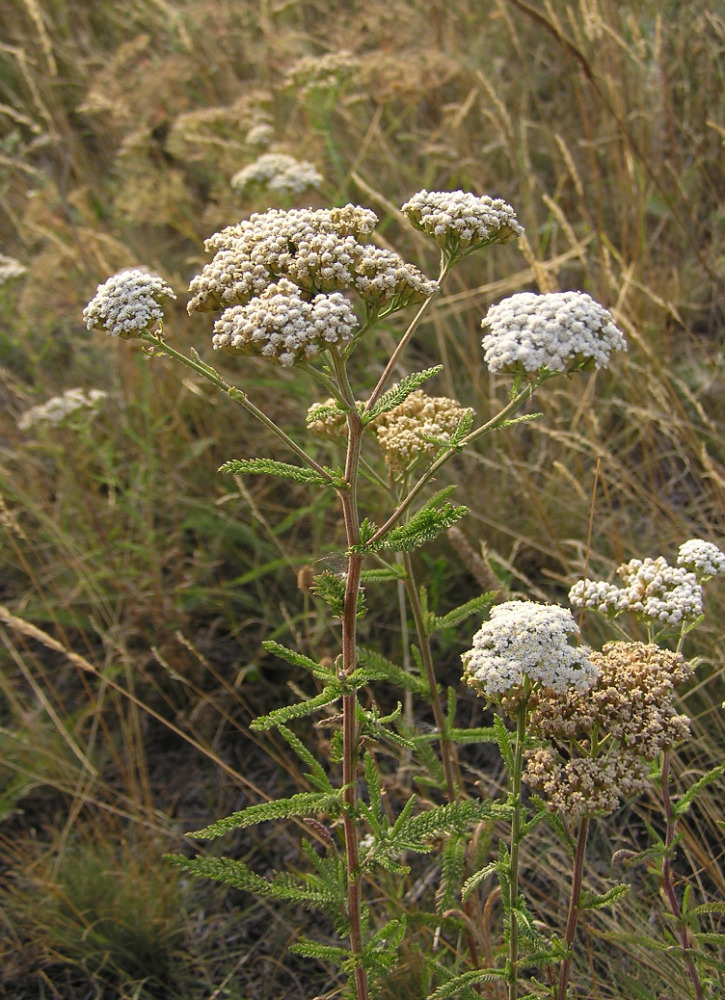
[[187, 790, 341, 840], [220, 457, 338, 487], [365, 366, 443, 422]]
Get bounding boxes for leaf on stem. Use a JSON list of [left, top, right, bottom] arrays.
[[364, 366, 443, 423], [219, 457, 342, 487]]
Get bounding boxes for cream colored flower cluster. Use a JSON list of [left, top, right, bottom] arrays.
[[569, 555, 703, 627], [285, 50, 360, 95], [231, 154, 323, 196], [18, 388, 108, 431], [187, 205, 436, 365], [0, 254, 27, 285], [677, 539, 725, 580], [373, 390, 472, 471], [482, 291, 627, 375], [212, 278, 358, 366], [83, 269, 176, 339], [401, 189, 522, 258], [462, 601, 597, 700], [524, 642, 692, 819]]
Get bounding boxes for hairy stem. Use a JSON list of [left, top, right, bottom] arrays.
[[659, 751, 704, 1000], [556, 816, 590, 1000], [336, 350, 369, 1000]]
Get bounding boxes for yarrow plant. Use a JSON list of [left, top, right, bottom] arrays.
[[17, 387, 108, 431], [84, 189, 724, 1000], [231, 153, 323, 197]]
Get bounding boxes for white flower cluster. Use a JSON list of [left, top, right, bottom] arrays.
[[17, 388, 107, 431], [462, 601, 597, 700], [0, 254, 27, 285], [569, 555, 703, 626], [374, 390, 472, 470], [482, 291, 627, 375], [677, 539, 725, 580], [188, 205, 436, 363], [231, 154, 323, 196], [211, 278, 358, 366], [245, 122, 275, 147], [83, 269, 176, 339], [285, 50, 360, 95], [401, 189, 523, 257]]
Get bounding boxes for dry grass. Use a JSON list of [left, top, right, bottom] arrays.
[[1, 0, 724, 996]]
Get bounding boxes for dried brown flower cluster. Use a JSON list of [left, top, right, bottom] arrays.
[[524, 642, 692, 819], [373, 390, 473, 471]]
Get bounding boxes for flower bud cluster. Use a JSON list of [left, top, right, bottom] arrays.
[[18, 388, 108, 431], [524, 642, 692, 819], [83, 269, 176, 339], [401, 189, 522, 259], [231, 154, 323, 196], [373, 390, 472, 471], [677, 539, 725, 580], [482, 291, 627, 375], [462, 601, 597, 701], [569, 555, 703, 627], [211, 278, 358, 366]]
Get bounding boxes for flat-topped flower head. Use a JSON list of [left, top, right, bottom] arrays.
[[373, 390, 472, 471], [352, 247, 437, 313], [402, 189, 522, 261], [462, 600, 597, 701], [231, 154, 323, 196], [482, 291, 627, 375], [570, 555, 702, 627], [18, 388, 107, 431], [284, 50, 360, 96], [188, 206, 378, 313], [211, 277, 358, 366], [677, 539, 725, 581], [84, 269, 176, 339]]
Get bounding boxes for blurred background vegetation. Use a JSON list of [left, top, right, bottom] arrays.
[[1, 0, 724, 996]]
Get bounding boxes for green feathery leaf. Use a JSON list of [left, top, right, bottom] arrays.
[[250, 684, 341, 731], [426, 967, 507, 1000], [277, 724, 334, 793], [352, 646, 428, 694], [436, 833, 467, 914], [220, 457, 340, 487], [673, 758, 725, 818], [187, 790, 341, 839], [364, 366, 443, 422], [579, 883, 630, 909], [262, 640, 336, 681], [380, 488, 468, 553], [429, 592, 497, 634]]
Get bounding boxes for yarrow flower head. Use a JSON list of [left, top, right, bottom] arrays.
[[231, 154, 323, 196], [284, 50, 360, 96], [307, 398, 354, 438], [402, 189, 522, 262], [17, 388, 108, 431], [211, 277, 358, 366], [373, 390, 473, 471], [524, 642, 692, 819], [462, 601, 597, 702], [481, 291, 627, 375], [569, 555, 703, 627], [187, 205, 436, 364], [83, 269, 176, 339], [677, 539, 725, 581], [0, 254, 27, 286]]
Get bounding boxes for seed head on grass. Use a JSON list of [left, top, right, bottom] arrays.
[[462, 601, 597, 702], [481, 290, 627, 375], [83, 269, 176, 339]]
